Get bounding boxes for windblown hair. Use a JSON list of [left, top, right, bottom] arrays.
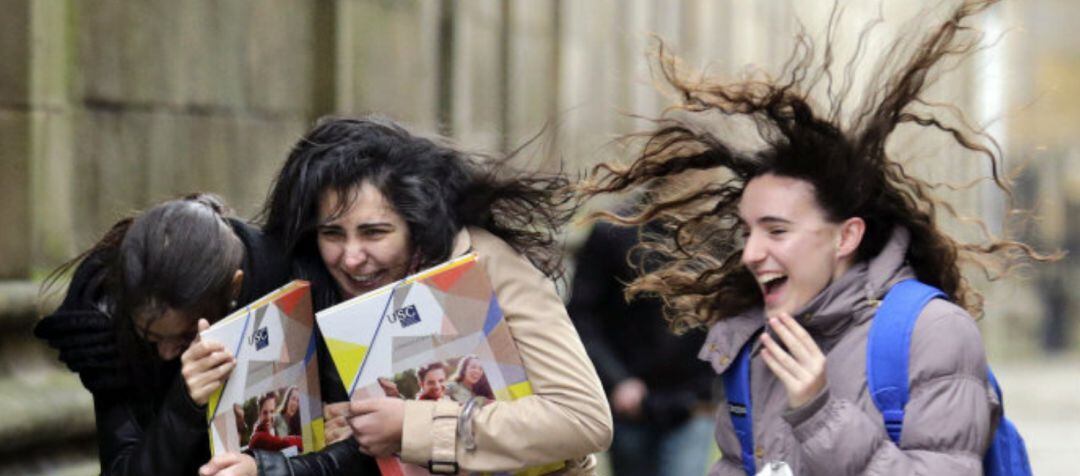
[[259, 116, 575, 310], [116, 195, 245, 334], [580, 0, 1053, 332], [43, 193, 245, 393]]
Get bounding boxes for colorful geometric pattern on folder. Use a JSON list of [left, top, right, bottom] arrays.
[[201, 280, 324, 456], [317, 253, 564, 476]]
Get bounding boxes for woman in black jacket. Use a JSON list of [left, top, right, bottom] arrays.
[[34, 194, 292, 475]]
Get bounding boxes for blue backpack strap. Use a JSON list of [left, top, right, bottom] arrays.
[[866, 279, 945, 444], [869, 280, 1033, 475], [721, 338, 757, 476]]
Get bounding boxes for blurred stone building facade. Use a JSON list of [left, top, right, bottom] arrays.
[[0, 1, 1075, 474]]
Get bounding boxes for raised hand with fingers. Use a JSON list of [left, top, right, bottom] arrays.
[[181, 318, 236, 406], [759, 312, 827, 409]]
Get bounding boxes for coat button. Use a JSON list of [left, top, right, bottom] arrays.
[[719, 355, 730, 365], [755, 446, 764, 459]]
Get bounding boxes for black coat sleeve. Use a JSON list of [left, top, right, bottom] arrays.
[[36, 252, 211, 474], [252, 439, 380, 476], [33, 252, 129, 394], [94, 377, 209, 476]]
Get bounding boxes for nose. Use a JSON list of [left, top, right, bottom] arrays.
[[741, 231, 765, 268], [342, 239, 368, 270], [158, 341, 183, 361]]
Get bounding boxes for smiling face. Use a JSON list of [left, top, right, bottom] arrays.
[[738, 174, 863, 317], [419, 367, 447, 400], [259, 396, 277, 426], [286, 392, 300, 417], [463, 359, 484, 386], [316, 182, 414, 300]]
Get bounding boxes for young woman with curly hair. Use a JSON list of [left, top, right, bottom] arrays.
[[581, 1, 1052, 474]]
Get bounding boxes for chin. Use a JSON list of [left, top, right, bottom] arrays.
[[764, 304, 793, 318]]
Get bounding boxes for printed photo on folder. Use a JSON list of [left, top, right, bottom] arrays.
[[200, 280, 325, 457], [318, 253, 561, 476]]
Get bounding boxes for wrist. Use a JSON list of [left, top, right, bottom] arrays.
[[782, 387, 831, 430]]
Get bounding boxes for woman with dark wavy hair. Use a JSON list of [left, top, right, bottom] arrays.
[[201, 116, 611, 476], [581, 1, 1051, 474]]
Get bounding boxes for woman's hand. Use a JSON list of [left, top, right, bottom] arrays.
[[759, 312, 827, 409], [348, 397, 405, 457], [378, 377, 401, 398], [199, 452, 256, 476], [323, 401, 352, 444], [611, 378, 647, 420], [181, 319, 236, 406]]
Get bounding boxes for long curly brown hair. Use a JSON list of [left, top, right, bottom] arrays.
[[580, 0, 1056, 333]]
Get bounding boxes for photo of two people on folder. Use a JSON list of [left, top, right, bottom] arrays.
[[369, 354, 496, 403]]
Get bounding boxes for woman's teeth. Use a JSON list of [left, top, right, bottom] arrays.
[[350, 272, 379, 282], [759, 274, 787, 293]]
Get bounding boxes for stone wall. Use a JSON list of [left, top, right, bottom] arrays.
[[0, 1, 1075, 473]]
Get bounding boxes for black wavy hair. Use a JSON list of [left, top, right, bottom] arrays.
[[259, 115, 575, 310]]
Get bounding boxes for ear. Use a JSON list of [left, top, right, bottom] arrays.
[[836, 217, 865, 261], [230, 270, 245, 300]]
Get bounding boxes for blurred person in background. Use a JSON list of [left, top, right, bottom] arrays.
[[568, 214, 715, 476]]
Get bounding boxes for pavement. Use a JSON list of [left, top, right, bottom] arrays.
[[993, 355, 1080, 476]]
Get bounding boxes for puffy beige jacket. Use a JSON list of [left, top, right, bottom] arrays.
[[700, 228, 999, 475], [400, 227, 613, 474]]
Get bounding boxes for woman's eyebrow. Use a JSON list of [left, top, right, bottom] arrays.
[[356, 222, 393, 229], [757, 216, 793, 225]]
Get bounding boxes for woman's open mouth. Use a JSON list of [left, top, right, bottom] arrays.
[[346, 270, 385, 291], [759, 273, 788, 304]]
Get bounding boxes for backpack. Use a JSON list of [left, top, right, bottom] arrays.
[[867, 279, 1032, 476], [720, 279, 1032, 476]]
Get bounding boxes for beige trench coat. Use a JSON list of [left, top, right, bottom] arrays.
[[399, 227, 613, 474]]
